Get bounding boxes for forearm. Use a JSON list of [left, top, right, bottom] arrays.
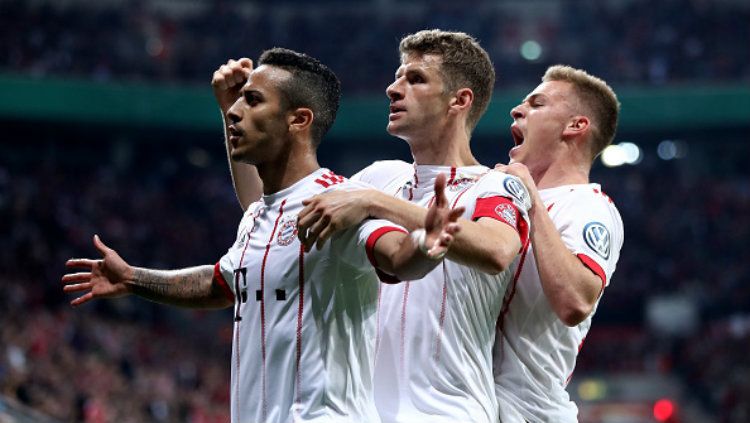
[[369, 194, 516, 274], [375, 232, 441, 281], [223, 116, 262, 210], [127, 265, 231, 309], [529, 203, 600, 326]]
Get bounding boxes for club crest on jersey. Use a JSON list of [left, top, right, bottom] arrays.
[[503, 176, 530, 208], [494, 203, 517, 227], [277, 216, 298, 246], [583, 222, 610, 260]]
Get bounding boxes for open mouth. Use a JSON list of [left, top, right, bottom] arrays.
[[389, 104, 406, 114], [510, 125, 525, 146]]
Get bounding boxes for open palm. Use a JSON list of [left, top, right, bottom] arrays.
[[62, 235, 134, 306]]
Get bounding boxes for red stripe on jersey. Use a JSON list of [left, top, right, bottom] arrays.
[[259, 199, 287, 420], [450, 182, 473, 209], [496, 240, 531, 336], [447, 167, 457, 185], [547, 203, 555, 212], [231, 209, 260, 423], [565, 335, 588, 386], [213, 262, 234, 302], [234, 309, 242, 422], [315, 171, 345, 188], [365, 226, 407, 284], [407, 165, 418, 201], [434, 262, 449, 361], [400, 281, 411, 373], [577, 253, 607, 293], [295, 244, 305, 403]]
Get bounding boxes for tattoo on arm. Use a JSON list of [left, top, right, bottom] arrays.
[[127, 265, 229, 308]]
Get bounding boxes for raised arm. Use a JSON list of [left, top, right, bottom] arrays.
[[497, 163, 601, 326], [369, 174, 464, 281], [298, 183, 521, 275], [62, 235, 232, 309], [212, 58, 263, 210]]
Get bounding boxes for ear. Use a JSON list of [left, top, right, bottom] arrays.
[[562, 115, 590, 140], [287, 108, 314, 135], [449, 88, 474, 115]]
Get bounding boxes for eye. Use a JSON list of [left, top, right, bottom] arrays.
[[244, 92, 261, 106], [409, 74, 425, 84]]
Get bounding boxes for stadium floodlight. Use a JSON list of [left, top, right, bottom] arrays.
[[520, 40, 542, 61], [601, 144, 627, 167]]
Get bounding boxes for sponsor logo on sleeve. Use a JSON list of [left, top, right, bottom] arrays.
[[583, 222, 610, 260], [503, 176, 530, 208], [494, 203, 517, 227], [277, 216, 299, 246]]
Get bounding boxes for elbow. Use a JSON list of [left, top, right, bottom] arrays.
[[483, 247, 517, 275], [557, 302, 594, 327]]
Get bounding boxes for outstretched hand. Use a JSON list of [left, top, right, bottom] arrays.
[[422, 173, 464, 258], [62, 235, 134, 307], [211, 58, 253, 113]]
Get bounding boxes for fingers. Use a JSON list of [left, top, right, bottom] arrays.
[[93, 234, 111, 256], [297, 206, 319, 245], [302, 214, 330, 252], [494, 163, 507, 172], [433, 173, 448, 208], [66, 258, 98, 269], [61, 272, 92, 284], [314, 225, 335, 251], [448, 206, 465, 223], [213, 58, 253, 90], [70, 292, 94, 307], [62, 282, 92, 293]]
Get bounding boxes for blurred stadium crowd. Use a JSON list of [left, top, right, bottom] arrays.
[[1, 132, 749, 422], [2, 0, 749, 422], [2, 0, 748, 93]]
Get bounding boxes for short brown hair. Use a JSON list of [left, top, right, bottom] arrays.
[[399, 29, 495, 132], [542, 65, 620, 159]]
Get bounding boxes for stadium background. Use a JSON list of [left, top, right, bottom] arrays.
[[1, 0, 748, 422]]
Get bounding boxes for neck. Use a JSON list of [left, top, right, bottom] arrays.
[[408, 121, 480, 167], [529, 157, 590, 190], [256, 142, 320, 195]]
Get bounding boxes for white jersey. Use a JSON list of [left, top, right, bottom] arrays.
[[353, 160, 531, 423], [214, 168, 406, 423], [494, 184, 624, 423]]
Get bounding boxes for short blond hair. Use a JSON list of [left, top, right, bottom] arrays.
[[400, 29, 495, 132], [543, 65, 620, 159]]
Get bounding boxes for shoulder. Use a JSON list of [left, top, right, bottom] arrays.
[[551, 185, 624, 249], [556, 185, 621, 220], [473, 171, 532, 210], [352, 160, 411, 180]]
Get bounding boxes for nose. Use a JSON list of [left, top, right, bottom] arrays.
[[510, 104, 525, 120], [227, 98, 242, 123], [386, 79, 404, 102]]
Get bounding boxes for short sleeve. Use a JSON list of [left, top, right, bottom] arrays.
[[469, 172, 532, 247], [350, 160, 413, 191], [332, 218, 407, 283], [213, 208, 259, 302], [552, 191, 624, 290]]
